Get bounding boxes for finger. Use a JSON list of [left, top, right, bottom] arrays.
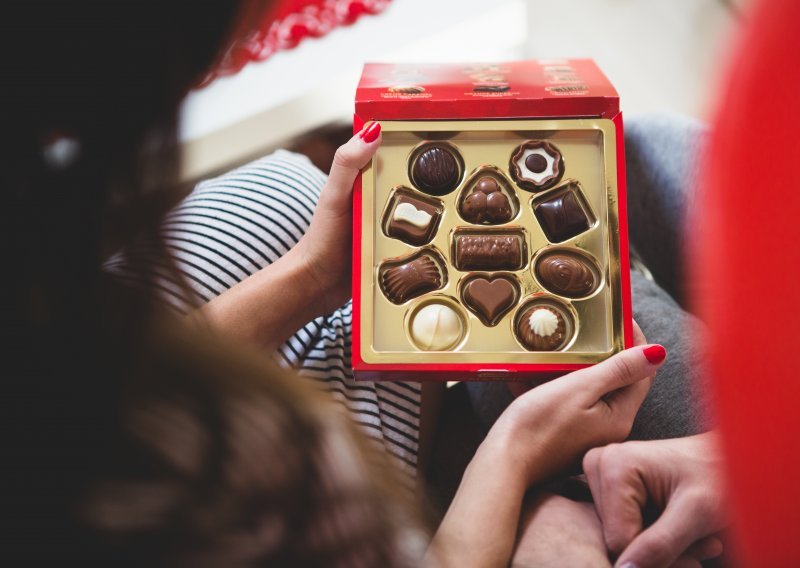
[[614, 497, 710, 568], [575, 344, 666, 403], [584, 445, 647, 556], [666, 557, 702, 568], [320, 121, 382, 212]]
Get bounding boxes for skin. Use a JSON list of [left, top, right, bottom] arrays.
[[429, 323, 666, 567], [583, 432, 728, 568]]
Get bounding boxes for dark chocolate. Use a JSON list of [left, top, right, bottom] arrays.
[[525, 153, 548, 174], [485, 191, 511, 223], [535, 252, 598, 298], [411, 145, 461, 195], [385, 190, 442, 246], [380, 254, 442, 304], [473, 84, 510, 92], [462, 275, 518, 326], [453, 233, 524, 271], [534, 185, 592, 243], [516, 305, 570, 351], [509, 140, 564, 191]]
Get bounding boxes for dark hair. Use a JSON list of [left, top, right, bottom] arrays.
[[0, 2, 421, 565]]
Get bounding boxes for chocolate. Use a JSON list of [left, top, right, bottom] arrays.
[[535, 251, 599, 298], [384, 189, 442, 246], [380, 253, 443, 304], [388, 85, 425, 94], [462, 275, 519, 326], [410, 303, 463, 351], [510, 140, 564, 191], [473, 84, 510, 93], [458, 174, 515, 225], [516, 304, 571, 351], [453, 232, 525, 271], [534, 183, 593, 243], [410, 145, 462, 196]]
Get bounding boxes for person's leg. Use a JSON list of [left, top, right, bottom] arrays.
[[625, 112, 707, 308]]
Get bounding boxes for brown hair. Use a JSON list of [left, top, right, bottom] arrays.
[[0, 1, 423, 565]]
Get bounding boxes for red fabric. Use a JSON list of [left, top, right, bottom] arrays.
[[696, 0, 800, 563], [198, 0, 391, 87]]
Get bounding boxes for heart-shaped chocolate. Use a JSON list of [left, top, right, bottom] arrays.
[[462, 275, 518, 326]]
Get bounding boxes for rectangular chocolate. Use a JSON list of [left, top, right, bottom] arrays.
[[453, 232, 525, 271]]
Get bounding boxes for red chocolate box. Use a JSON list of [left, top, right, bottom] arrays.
[[352, 60, 633, 381]]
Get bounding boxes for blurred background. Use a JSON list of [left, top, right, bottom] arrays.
[[178, 0, 748, 182]]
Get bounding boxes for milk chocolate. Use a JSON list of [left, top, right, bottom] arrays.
[[459, 174, 515, 225], [534, 183, 592, 243], [410, 144, 462, 196], [380, 253, 443, 304], [453, 232, 525, 271], [462, 275, 519, 326], [535, 251, 599, 298], [510, 140, 564, 191], [516, 304, 571, 351], [385, 189, 442, 246]]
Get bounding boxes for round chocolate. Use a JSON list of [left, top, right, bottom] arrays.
[[411, 145, 461, 195], [462, 191, 487, 223], [476, 176, 499, 194], [525, 153, 548, 174], [410, 303, 463, 350], [516, 304, 570, 351], [535, 252, 598, 298], [485, 191, 512, 223]]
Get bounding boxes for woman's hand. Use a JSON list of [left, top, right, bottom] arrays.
[[430, 322, 666, 568], [490, 321, 664, 486], [295, 121, 382, 315], [201, 123, 381, 349]]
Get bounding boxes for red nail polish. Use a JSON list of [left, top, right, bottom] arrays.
[[361, 121, 381, 143], [643, 344, 667, 364]]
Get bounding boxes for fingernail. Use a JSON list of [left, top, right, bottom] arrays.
[[643, 344, 666, 364], [360, 121, 381, 143], [618, 563, 639, 568]]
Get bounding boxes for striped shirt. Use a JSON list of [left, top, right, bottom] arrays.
[[106, 150, 421, 478]]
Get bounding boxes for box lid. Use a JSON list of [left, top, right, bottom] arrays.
[[355, 59, 619, 120]]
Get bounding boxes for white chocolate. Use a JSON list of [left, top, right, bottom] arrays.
[[528, 308, 559, 337], [411, 304, 462, 350], [393, 202, 433, 228], [515, 147, 556, 185]]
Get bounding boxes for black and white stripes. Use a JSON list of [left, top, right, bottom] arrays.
[[106, 150, 420, 477]]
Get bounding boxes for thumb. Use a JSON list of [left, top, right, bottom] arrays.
[[576, 344, 666, 403], [321, 121, 382, 212], [614, 497, 708, 568]]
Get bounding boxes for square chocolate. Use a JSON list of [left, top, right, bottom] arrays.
[[533, 181, 595, 243], [383, 187, 443, 246]]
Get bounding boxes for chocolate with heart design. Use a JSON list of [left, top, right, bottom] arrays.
[[461, 275, 519, 326]]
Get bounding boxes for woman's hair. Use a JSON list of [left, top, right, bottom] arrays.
[[1, 2, 423, 565]]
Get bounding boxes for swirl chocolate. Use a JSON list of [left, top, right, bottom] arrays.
[[411, 145, 462, 195], [453, 232, 525, 271], [380, 253, 443, 304], [516, 304, 571, 351], [535, 251, 598, 298]]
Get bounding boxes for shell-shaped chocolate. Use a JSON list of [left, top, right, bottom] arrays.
[[411, 145, 461, 195], [516, 305, 570, 351], [381, 254, 443, 304], [535, 252, 598, 298]]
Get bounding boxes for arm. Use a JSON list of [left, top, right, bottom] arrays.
[[429, 323, 666, 567], [200, 122, 382, 351]]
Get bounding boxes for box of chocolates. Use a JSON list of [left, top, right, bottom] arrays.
[[352, 60, 633, 381]]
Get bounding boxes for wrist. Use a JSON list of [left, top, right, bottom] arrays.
[[291, 238, 334, 318]]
